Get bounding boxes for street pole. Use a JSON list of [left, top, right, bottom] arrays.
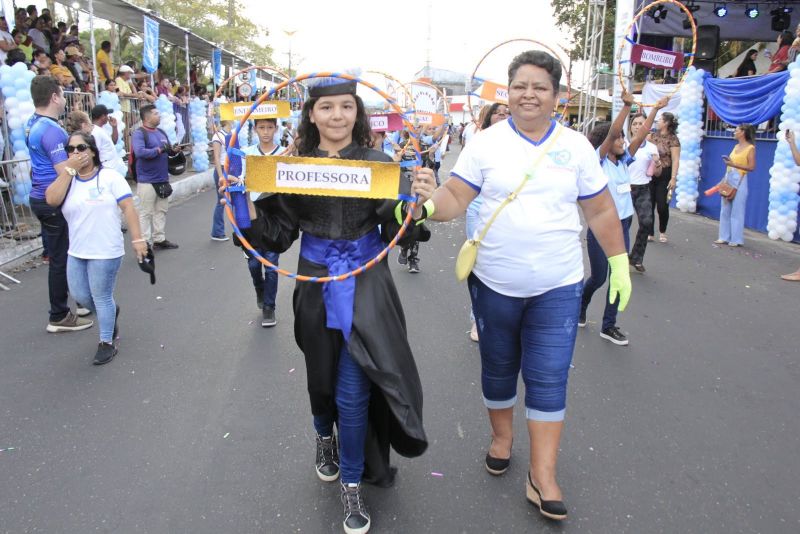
[[89, 0, 99, 95], [284, 30, 296, 107]]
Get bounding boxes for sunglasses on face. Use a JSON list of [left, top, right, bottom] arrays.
[[66, 144, 90, 153]]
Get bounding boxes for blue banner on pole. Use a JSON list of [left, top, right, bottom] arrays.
[[143, 16, 159, 74], [212, 49, 222, 85]]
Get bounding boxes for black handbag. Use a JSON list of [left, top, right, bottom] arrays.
[[152, 182, 173, 199]]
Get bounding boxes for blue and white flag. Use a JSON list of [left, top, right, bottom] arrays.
[[212, 49, 223, 85], [143, 16, 159, 74]]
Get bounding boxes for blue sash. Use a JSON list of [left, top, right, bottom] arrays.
[[300, 230, 384, 341]]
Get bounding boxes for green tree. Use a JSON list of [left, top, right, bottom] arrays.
[[551, 0, 616, 63], [129, 0, 274, 65]]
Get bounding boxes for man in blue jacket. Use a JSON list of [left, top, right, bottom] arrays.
[[132, 104, 178, 249]]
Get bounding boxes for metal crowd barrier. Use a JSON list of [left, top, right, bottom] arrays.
[[0, 158, 41, 271], [704, 104, 778, 141], [62, 90, 96, 116]]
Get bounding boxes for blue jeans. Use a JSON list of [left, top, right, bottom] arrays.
[[312, 347, 371, 484], [718, 173, 748, 246], [247, 249, 279, 309], [66, 256, 122, 342], [30, 198, 70, 322], [468, 275, 583, 422], [582, 216, 632, 330], [211, 170, 226, 238]]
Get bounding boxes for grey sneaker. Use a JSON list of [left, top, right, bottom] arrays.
[[341, 482, 371, 534], [261, 307, 276, 328], [315, 434, 340, 482], [46, 311, 93, 333]]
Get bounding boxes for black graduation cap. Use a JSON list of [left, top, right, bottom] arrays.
[[305, 69, 359, 98]]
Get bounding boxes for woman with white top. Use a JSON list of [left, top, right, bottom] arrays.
[[44, 132, 147, 365], [413, 50, 631, 521], [210, 120, 233, 241], [627, 99, 669, 272]]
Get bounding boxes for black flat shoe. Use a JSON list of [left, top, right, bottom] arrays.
[[526, 472, 567, 521], [485, 439, 512, 476]]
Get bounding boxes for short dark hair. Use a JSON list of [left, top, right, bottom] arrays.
[[140, 104, 157, 121], [31, 75, 61, 108], [588, 122, 612, 149], [104, 79, 116, 89], [68, 132, 102, 167], [26, 4, 36, 15], [254, 118, 278, 126], [57, 21, 66, 30], [101, 40, 111, 50], [507, 50, 561, 94]]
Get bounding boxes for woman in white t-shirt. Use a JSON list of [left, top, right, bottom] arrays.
[[411, 50, 631, 521], [627, 103, 667, 272], [45, 133, 147, 365]]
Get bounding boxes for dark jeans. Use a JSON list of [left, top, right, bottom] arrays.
[[650, 168, 671, 235], [630, 184, 654, 265], [582, 216, 631, 330], [311, 346, 371, 484], [247, 249, 279, 309], [211, 170, 226, 238], [30, 198, 70, 322]]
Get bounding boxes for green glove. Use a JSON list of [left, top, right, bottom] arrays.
[[608, 253, 632, 311]]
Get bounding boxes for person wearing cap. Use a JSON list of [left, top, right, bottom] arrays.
[[63, 45, 85, 91], [91, 105, 127, 176], [241, 72, 435, 533], [115, 65, 136, 114]]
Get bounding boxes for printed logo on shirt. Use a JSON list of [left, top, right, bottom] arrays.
[[547, 149, 571, 167]]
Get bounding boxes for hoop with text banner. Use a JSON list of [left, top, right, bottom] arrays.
[[369, 113, 404, 132], [245, 156, 406, 200], [477, 80, 509, 104], [630, 43, 685, 70], [142, 16, 159, 74], [219, 101, 291, 121]]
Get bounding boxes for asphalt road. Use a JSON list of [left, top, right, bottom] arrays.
[[2, 147, 799, 533]]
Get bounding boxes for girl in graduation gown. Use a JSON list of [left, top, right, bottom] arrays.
[[242, 75, 434, 534]]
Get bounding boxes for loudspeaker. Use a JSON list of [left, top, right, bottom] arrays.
[[693, 58, 716, 76], [696, 25, 721, 60]]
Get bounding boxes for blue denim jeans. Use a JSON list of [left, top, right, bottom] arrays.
[[468, 275, 583, 422], [718, 172, 748, 246], [582, 216, 632, 330], [247, 249, 279, 309], [66, 256, 122, 342], [311, 346, 371, 484], [211, 170, 226, 238]]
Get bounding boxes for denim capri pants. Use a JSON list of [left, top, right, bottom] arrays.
[[468, 274, 583, 422]]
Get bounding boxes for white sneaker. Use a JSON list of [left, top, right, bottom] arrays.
[[75, 306, 92, 317]]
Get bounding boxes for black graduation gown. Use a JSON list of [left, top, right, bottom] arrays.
[[244, 143, 428, 485]]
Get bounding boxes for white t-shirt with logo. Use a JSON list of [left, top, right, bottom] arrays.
[[628, 140, 659, 186], [61, 168, 133, 259], [451, 119, 608, 298]]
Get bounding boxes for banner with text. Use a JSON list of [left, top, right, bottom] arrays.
[[410, 84, 438, 114], [631, 43, 685, 71], [246, 156, 403, 200], [478, 81, 508, 104], [212, 49, 222, 86], [369, 113, 405, 132], [219, 101, 291, 121], [142, 16, 159, 74]]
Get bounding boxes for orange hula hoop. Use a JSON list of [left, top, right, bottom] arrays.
[[616, 0, 697, 107], [466, 39, 572, 122], [219, 71, 423, 284]]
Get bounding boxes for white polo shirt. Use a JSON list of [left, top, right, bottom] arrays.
[[451, 118, 607, 298]]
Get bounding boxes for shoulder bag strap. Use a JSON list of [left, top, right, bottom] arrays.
[[472, 125, 564, 245]]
